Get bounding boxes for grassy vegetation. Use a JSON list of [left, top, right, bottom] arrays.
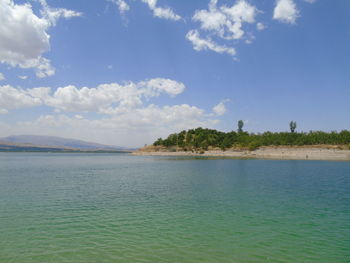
[[153, 127, 350, 151]]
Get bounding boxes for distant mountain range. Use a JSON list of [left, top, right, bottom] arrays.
[[0, 135, 133, 152]]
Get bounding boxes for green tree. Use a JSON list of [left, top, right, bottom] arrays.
[[220, 137, 232, 150], [177, 131, 186, 148], [200, 140, 209, 151], [153, 138, 163, 146], [237, 120, 244, 133], [152, 126, 350, 150], [290, 121, 297, 133]]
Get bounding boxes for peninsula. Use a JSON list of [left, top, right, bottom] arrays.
[[134, 126, 350, 161]]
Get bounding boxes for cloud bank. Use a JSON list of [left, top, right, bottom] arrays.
[[0, 78, 226, 146]]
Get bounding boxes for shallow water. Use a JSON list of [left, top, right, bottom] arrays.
[[0, 153, 349, 262]]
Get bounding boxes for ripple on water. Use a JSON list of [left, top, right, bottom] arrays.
[[0, 153, 349, 262]]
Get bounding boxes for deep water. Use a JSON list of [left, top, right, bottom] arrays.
[[0, 153, 349, 262]]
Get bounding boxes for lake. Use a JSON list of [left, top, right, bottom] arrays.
[[0, 153, 349, 262]]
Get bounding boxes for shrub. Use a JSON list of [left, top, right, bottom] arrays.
[[248, 141, 261, 151]]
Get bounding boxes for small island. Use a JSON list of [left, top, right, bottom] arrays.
[[134, 121, 350, 161]]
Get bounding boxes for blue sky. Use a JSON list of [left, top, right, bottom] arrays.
[[0, 0, 349, 147]]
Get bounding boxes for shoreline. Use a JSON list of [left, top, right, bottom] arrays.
[[133, 146, 350, 161]]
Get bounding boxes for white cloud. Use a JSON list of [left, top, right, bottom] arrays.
[[0, 0, 81, 78], [0, 78, 227, 146], [213, 99, 229, 116], [45, 83, 141, 112], [188, 0, 258, 57], [109, 0, 130, 14], [108, 0, 181, 20], [10, 103, 218, 147], [141, 0, 181, 21], [18, 75, 28, 80], [41, 78, 185, 113], [27, 87, 51, 100], [2, 102, 222, 147], [38, 0, 82, 25], [256, 22, 265, 31], [304, 0, 316, 3], [193, 0, 257, 40], [139, 78, 185, 97], [152, 6, 181, 21], [220, 0, 257, 39], [186, 30, 236, 56], [273, 0, 299, 24], [0, 73, 4, 81], [74, 114, 83, 119], [193, 7, 227, 34], [0, 85, 42, 114], [0, 78, 186, 114]]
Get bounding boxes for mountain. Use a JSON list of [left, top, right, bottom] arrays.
[[0, 135, 132, 151], [0, 140, 78, 152]]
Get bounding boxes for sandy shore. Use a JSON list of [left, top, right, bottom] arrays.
[[133, 147, 350, 161]]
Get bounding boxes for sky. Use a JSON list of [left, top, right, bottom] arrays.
[[0, 0, 349, 147]]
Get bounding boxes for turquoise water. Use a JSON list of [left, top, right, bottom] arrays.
[[0, 153, 349, 262]]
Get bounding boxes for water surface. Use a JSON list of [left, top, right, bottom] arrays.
[[0, 153, 349, 262]]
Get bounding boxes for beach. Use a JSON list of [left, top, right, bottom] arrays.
[[133, 146, 350, 161]]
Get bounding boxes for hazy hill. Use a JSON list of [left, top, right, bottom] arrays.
[[0, 135, 131, 151], [0, 140, 77, 152]]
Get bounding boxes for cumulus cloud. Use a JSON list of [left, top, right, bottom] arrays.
[[0, 0, 81, 78], [0, 77, 228, 146], [9, 106, 217, 147], [273, 0, 299, 24], [0, 85, 42, 114], [0, 75, 231, 146], [47, 83, 142, 112], [193, 0, 257, 40], [40, 78, 185, 113], [18, 75, 28, 80], [212, 99, 229, 116], [141, 0, 181, 21], [27, 87, 51, 100], [0, 78, 186, 114], [139, 78, 185, 97], [188, 0, 259, 57], [0, 73, 4, 81]]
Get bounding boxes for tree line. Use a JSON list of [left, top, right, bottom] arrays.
[[153, 121, 350, 151]]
